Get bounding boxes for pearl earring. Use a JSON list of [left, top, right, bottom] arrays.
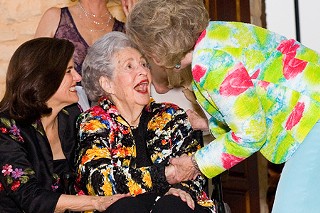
[[174, 63, 181, 69]]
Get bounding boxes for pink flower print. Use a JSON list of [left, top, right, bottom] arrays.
[[11, 168, 24, 179], [258, 81, 270, 90], [251, 69, 260, 79], [282, 57, 307, 79], [277, 39, 307, 79], [231, 132, 241, 143], [219, 63, 253, 96], [2, 164, 13, 176], [285, 102, 305, 130], [277, 39, 299, 58], [192, 64, 207, 82], [195, 29, 207, 47], [222, 153, 244, 169], [0, 127, 7, 133]]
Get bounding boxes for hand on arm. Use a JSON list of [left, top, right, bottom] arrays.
[[165, 188, 195, 210], [169, 154, 200, 182]]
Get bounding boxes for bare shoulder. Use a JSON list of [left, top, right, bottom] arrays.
[[34, 7, 62, 38]]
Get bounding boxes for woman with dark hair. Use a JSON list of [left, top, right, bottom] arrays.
[[0, 37, 128, 213]]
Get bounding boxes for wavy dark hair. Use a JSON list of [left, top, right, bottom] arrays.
[[0, 37, 75, 124]]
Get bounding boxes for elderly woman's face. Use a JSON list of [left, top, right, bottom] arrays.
[[109, 47, 151, 107]]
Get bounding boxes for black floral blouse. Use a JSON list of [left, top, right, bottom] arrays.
[[0, 104, 81, 213], [75, 97, 210, 204]]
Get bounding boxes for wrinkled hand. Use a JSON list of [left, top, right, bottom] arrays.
[[169, 154, 200, 182], [121, 0, 138, 16], [186, 109, 209, 131], [165, 188, 195, 210], [165, 163, 180, 184], [94, 193, 131, 212]]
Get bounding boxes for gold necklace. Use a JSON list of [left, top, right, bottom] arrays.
[[129, 111, 143, 129]]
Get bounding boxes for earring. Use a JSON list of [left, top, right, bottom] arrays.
[[174, 63, 181, 69]]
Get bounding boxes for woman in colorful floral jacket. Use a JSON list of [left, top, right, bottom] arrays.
[[126, 0, 320, 211], [75, 32, 213, 213]]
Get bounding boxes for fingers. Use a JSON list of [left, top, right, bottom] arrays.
[[165, 188, 195, 210], [169, 155, 198, 181]]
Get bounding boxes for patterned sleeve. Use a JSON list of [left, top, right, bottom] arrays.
[[75, 109, 169, 196], [192, 22, 269, 178], [0, 118, 60, 212], [146, 102, 207, 200]]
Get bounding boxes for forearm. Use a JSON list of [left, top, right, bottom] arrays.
[[55, 194, 111, 213]]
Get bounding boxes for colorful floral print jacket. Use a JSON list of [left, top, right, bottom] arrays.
[[192, 21, 320, 178], [0, 104, 81, 213], [75, 97, 208, 202]]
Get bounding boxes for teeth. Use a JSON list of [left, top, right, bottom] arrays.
[[135, 82, 148, 92], [69, 86, 76, 92]]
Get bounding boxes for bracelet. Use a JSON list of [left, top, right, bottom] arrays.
[[191, 154, 201, 172]]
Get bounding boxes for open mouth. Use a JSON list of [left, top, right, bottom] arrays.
[[134, 80, 149, 93], [69, 86, 77, 92]]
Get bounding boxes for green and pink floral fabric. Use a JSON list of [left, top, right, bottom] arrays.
[[192, 21, 320, 178]]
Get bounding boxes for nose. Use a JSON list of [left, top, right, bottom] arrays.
[[72, 70, 82, 82]]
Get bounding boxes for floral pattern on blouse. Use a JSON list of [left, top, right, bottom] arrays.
[[0, 118, 24, 142], [1, 164, 35, 191], [75, 97, 208, 203], [192, 21, 320, 178]]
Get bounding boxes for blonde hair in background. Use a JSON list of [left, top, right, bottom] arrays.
[[126, 0, 209, 68]]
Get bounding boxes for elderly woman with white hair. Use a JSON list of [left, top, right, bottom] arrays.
[[74, 31, 214, 213]]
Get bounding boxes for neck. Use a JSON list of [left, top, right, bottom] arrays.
[[78, 0, 110, 17], [41, 113, 58, 133], [112, 100, 144, 127]]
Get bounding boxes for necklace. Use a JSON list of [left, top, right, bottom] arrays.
[[129, 111, 143, 129], [77, 2, 113, 32], [78, 2, 110, 18]]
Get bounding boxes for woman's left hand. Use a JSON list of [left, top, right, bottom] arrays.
[[121, 0, 138, 16], [165, 188, 195, 210]]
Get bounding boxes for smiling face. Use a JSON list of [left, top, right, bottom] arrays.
[[47, 58, 82, 109], [101, 47, 151, 109]]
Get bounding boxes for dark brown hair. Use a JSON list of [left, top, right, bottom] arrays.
[[0, 37, 74, 123]]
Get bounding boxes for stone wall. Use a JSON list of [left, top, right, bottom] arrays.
[[0, 0, 69, 98]]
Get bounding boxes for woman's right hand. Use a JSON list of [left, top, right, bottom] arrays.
[[165, 188, 195, 210]]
